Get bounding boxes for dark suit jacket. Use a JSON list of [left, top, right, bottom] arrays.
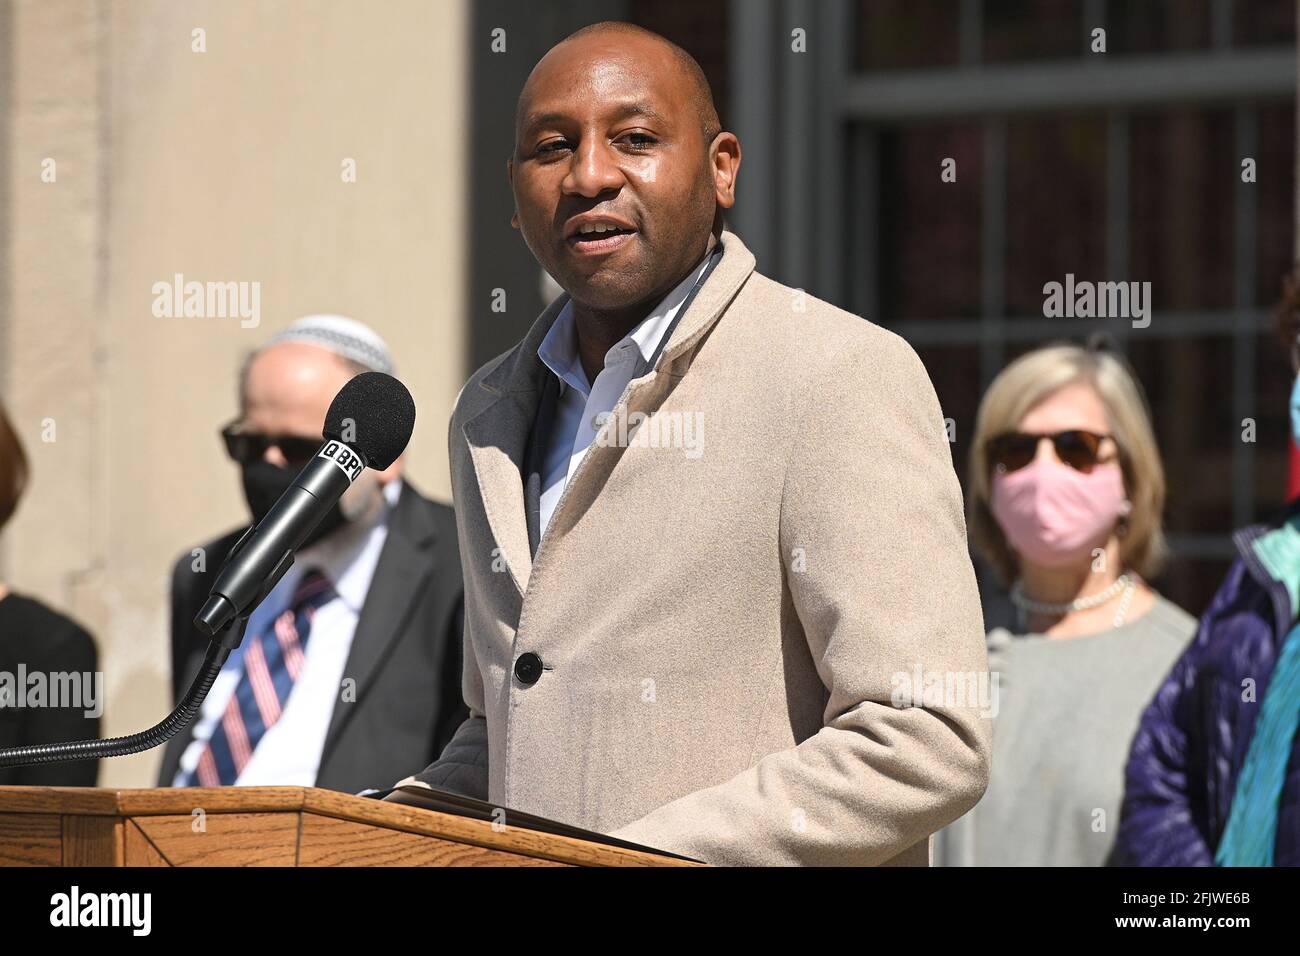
[[156, 481, 467, 794], [0, 594, 100, 786]]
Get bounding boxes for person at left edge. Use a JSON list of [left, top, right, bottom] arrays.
[[0, 400, 101, 786], [157, 315, 466, 794]]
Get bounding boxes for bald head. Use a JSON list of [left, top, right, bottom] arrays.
[[240, 343, 357, 439], [516, 22, 721, 156]]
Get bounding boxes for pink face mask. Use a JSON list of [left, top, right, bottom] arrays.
[[990, 457, 1130, 569]]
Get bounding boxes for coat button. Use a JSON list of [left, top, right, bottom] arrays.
[[514, 652, 543, 685]]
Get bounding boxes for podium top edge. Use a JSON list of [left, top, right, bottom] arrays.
[[0, 785, 315, 815]]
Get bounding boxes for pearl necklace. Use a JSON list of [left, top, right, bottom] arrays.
[[1011, 573, 1137, 630]]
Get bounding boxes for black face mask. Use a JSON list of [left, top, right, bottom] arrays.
[[240, 459, 348, 549]]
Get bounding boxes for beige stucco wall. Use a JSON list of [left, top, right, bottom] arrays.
[[0, 0, 469, 786]]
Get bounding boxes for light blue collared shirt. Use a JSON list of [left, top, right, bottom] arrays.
[[535, 253, 713, 538]]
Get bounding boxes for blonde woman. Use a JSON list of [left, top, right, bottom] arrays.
[[935, 340, 1196, 866]]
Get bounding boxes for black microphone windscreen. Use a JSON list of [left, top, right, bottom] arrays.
[[323, 372, 416, 470]]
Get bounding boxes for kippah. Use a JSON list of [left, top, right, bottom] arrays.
[[268, 314, 396, 375]]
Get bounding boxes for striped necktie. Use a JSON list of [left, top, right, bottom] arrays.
[[186, 569, 336, 787]]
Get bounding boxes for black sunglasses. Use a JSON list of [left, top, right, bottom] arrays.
[[220, 421, 321, 469], [986, 429, 1116, 475]]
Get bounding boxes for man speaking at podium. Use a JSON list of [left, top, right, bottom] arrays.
[[395, 22, 991, 866]]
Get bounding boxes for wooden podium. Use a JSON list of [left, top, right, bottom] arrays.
[[0, 786, 698, 867]]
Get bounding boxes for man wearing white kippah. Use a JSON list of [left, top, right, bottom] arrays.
[[157, 315, 468, 794]]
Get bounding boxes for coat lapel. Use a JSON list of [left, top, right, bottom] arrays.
[[524, 372, 561, 558], [461, 290, 569, 595], [537, 230, 757, 550], [460, 228, 757, 593]]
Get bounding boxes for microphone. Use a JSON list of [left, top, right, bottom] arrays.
[[194, 371, 416, 637]]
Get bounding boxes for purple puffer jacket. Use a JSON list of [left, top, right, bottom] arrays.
[[1111, 509, 1300, 866]]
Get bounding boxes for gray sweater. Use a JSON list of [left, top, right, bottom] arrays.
[[935, 594, 1196, 866]]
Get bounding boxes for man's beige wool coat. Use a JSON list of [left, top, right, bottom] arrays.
[[407, 228, 993, 866]]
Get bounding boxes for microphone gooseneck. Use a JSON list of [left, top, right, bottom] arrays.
[[0, 636, 236, 768]]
